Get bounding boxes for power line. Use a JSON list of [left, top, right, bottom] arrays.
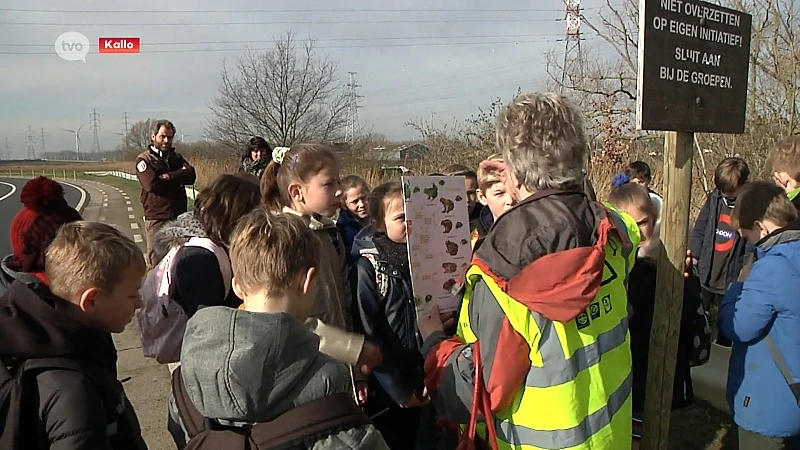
[[0, 17, 567, 26], [90, 109, 101, 154], [0, 32, 574, 47], [0, 37, 592, 55], [1, 7, 592, 13], [3, 138, 10, 160], [561, 0, 584, 91], [40, 128, 46, 155]]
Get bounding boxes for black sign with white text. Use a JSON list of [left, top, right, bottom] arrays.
[[636, 0, 752, 133]]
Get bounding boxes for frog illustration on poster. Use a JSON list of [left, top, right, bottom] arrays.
[[401, 175, 471, 317]]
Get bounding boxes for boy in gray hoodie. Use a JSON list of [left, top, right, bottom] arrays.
[[168, 208, 388, 449]]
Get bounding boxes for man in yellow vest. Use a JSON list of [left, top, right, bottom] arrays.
[[418, 92, 641, 450]]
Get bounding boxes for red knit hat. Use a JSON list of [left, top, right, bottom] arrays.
[[9, 177, 83, 273]]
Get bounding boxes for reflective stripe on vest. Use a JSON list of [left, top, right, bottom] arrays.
[[459, 211, 638, 450]]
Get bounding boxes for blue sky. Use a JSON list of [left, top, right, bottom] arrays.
[[0, 0, 609, 157]]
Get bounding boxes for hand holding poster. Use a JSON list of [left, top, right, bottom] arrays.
[[401, 176, 471, 316]]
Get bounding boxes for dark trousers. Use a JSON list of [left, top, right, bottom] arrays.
[[701, 288, 732, 347], [144, 218, 169, 268], [739, 427, 800, 450], [368, 403, 421, 450]]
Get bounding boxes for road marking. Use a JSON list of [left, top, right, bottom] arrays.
[[57, 181, 88, 212], [134, 234, 143, 243], [127, 206, 133, 212], [99, 216, 105, 221], [126, 200, 131, 205], [103, 202, 108, 207], [128, 214, 136, 219], [0, 182, 17, 202], [131, 223, 139, 230]]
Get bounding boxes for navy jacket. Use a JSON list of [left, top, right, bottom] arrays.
[[689, 189, 748, 290], [337, 209, 367, 265]]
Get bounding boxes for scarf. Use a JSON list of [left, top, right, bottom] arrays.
[[372, 232, 411, 281], [242, 157, 269, 177]]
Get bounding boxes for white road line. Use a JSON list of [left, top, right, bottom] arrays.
[[126, 200, 131, 205], [128, 214, 136, 219], [130, 223, 139, 230], [0, 182, 17, 202], [99, 216, 105, 221], [103, 202, 108, 207], [57, 181, 88, 212], [133, 234, 143, 243], [127, 206, 133, 212]]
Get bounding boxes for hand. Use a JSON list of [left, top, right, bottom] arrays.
[[356, 340, 383, 375], [479, 159, 518, 202], [354, 381, 369, 406], [159, 173, 171, 180], [400, 390, 430, 408], [684, 249, 693, 279], [418, 305, 445, 341], [439, 311, 456, 330]]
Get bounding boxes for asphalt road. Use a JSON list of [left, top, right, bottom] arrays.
[[0, 177, 85, 259]]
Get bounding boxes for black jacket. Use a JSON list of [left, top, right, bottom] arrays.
[[351, 232, 423, 406], [689, 189, 748, 290], [627, 258, 701, 413], [0, 279, 147, 450]]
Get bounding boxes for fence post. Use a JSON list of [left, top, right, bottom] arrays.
[[73, 170, 76, 180]]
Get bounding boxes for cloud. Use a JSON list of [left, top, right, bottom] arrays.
[[0, 0, 607, 156]]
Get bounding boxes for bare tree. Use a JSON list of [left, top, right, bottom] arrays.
[[119, 119, 156, 156], [205, 31, 348, 154]]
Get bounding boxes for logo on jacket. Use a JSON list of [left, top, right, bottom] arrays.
[[714, 214, 737, 252]]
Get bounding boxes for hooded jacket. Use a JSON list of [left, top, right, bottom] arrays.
[[351, 228, 424, 405], [423, 190, 638, 430], [151, 212, 240, 316], [720, 221, 800, 438], [0, 280, 147, 450], [168, 306, 389, 449]]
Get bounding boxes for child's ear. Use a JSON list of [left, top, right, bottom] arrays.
[[476, 188, 489, 206], [287, 182, 303, 203], [301, 267, 317, 296], [78, 287, 100, 312], [232, 277, 246, 300]]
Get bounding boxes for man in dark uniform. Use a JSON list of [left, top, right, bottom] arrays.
[[135, 120, 196, 267]]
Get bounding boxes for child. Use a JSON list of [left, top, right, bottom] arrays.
[[261, 143, 367, 398], [0, 176, 82, 294], [689, 157, 750, 346], [471, 154, 516, 246], [0, 221, 147, 449], [625, 160, 663, 235], [720, 181, 800, 449], [418, 92, 640, 449], [768, 135, 800, 212], [442, 163, 483, 222], [608, 183, 706, 448], [168, 209, 389, 449], [351, 181, 428, 449], [337, 174, 371, 263]]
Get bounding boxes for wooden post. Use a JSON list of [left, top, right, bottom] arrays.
[[641, 131, 694, 450]]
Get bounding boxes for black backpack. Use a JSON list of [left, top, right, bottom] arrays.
[[0, 357, 124, 450], [172, 366, 371, 450]]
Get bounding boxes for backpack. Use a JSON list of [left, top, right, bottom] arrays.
[[171, 366, 371, 449], [361, 253, 388, 301], [0, 357, 125, 450], [137, 237, 233, 364]]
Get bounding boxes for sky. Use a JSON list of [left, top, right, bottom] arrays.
[[0, 0, 611, 158]]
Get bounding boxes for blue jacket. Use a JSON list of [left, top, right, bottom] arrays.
[[720, 223, 800, 438], [337, 209, 367, 265]]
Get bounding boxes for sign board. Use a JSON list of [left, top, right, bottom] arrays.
[[401, 176, 471, 315], [636, 0, 752, 133]]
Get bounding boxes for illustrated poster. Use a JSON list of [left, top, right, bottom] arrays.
[[402, 176, 471, 315]]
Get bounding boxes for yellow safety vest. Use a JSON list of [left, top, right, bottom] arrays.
[[457, 208, 640, 450]]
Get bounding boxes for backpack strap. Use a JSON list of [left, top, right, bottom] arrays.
[[362, 253, 388, 301], [250, 393, 371, 449], [766, 334, 800, 404], [171, 366, 207, 438], [185, 238, 232, 296]]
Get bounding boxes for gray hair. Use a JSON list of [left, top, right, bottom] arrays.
[[495, 92, 588, 191]]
